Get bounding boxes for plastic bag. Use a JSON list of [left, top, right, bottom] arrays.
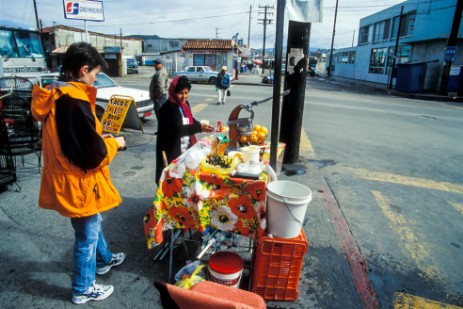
[[175, 261, 206, 289]]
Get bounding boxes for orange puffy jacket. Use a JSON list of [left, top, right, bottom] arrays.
[[31, 82, 122, 218]]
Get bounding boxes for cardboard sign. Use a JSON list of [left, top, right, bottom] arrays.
[[101, 95, 143, 134]]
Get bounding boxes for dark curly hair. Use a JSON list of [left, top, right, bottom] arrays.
[[60, 42, 108, 82], [174, 76, 191, 93]]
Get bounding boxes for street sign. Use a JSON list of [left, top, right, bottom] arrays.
[[63, 0, 104, 21], [444, 46, 457, 62]]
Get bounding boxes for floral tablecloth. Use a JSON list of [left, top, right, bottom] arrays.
[[144, 165, 268, 249]]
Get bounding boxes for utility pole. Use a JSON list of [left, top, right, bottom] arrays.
[[280, 21, 311, 164], [247, 5, 252, 48], [440, 0, 463, 95], [216, 28, 220, 39], [33, 0, 46, 61], [258, 5, 274, 74], [120, 28, 123, 51], [269, 0, 285, 171], [327, 0, 339, 78]]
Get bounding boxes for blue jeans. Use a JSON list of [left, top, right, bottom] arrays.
[[71, 214, 112, 295]]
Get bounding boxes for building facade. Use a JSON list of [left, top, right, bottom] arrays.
[[330, 0, 462, 92], [181, 39, 240, 74], [42, 25, 143, 76]]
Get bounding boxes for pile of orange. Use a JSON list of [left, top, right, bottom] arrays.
[[239, 124, 268, 145]]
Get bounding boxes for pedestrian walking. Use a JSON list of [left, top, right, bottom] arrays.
[[149, 58, 169, 121], [156, 76, 215, 183], [31, 42, 126, 305], [215, 66, 230, 105]]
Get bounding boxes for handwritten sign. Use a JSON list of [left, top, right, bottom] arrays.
[[101, 95, 142, 134]]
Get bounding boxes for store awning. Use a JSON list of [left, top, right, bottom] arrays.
[[51, 45, 69, 54]]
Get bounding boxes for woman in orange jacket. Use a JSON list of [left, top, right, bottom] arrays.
[[32, 42, 126, 304]]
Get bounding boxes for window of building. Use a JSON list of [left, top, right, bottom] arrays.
[[392, 12, 416, 39], [169, 40, 179, 48], [341, 52, 349, 63], [339, 51, 355, 64], [369, 47, 388, 74], [387, 45, 412, 66], [348, 51, 356, 63], [359, 25, 370, 44], [373, 19, 391, 43], [193, 54, 217, 67]]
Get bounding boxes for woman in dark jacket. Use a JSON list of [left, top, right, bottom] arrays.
[[156, 76, 215, 183]]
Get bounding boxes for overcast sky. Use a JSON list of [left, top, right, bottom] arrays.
[[2, 0, 406, 49]]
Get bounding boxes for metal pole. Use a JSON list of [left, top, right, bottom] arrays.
[[327, 0, 339, 78], [262, 6, 267, 74], [248, 5, 252, 48], [84, 20, 89, 43], [388, 6, 404, 90], [440, 0, 463, 95], [32, 0, 46, 59], [270, 0, 285, 170]]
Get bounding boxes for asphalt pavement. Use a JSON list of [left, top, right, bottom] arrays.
[[0, 69, 457, 308]]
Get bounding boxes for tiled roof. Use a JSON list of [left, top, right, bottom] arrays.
[[183, 39, 233, 50]]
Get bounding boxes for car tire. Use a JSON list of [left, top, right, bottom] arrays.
[[209, 77, 217, 85]]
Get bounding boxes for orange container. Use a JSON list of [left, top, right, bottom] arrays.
[[251, 229, 309, 301]]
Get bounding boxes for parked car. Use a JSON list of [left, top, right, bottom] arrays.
[[93, 72, 154, 120], [124, 56, 139, 74], [173, 66, 218, 84]]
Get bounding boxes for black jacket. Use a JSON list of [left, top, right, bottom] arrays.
[[155, 100, 202, 183]]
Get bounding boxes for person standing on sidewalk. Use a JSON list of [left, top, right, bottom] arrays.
[[149, 58, 169, 121], [215, 66, 230, 105], [31, 42, 126, 305]]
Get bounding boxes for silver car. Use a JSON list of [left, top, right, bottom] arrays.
[[173, 66, 218, 84], [93, 72, 154, 120]]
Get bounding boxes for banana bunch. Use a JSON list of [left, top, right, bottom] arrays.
[[207, 155, 234, 168], [238, 124, 268, 146]]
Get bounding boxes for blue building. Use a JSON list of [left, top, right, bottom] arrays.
[[331, 0, 462, 92]]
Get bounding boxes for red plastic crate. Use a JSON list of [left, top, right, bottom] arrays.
[[251, 229, 309, 301]]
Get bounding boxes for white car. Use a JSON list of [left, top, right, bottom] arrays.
[[173, 66, 218, 84], [93, 72, 154, 120]]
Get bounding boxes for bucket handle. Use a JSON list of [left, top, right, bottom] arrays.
[[282, 197, 305, 225]]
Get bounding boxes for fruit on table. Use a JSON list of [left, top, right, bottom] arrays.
[[239, 135, 248, 144]]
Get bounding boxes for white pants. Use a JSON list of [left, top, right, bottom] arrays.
[[217, 88, 227, 104]]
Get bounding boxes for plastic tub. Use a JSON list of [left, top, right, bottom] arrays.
[[208, 251, 243, 288]]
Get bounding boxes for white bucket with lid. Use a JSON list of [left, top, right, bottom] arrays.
[[208, 251, 243, 288], [240, 145, 260, 163], [266, 180, 312, 238]]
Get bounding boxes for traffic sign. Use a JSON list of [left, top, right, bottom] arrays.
[[444, 46, 457, 62]]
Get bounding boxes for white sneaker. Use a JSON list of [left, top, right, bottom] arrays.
[[71, 281, 114, 304], [96, 252, 126, 275]]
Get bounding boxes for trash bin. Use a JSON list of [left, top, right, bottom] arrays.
[[447, 65, 463, 95], [395, 63, 427, 92]]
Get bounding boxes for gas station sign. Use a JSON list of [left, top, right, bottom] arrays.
[[63, 0, 105, 21]]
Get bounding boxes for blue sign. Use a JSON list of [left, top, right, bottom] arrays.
[[444, 46, 457, 62]]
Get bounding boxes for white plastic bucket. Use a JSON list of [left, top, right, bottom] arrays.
[[240, 145, 260, 163], [266, 181, 312, 238], [208, 251, 243, 288], [208, 267, 243, 288]]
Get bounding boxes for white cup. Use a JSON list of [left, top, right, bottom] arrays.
[[200, 119, 210, 125]]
